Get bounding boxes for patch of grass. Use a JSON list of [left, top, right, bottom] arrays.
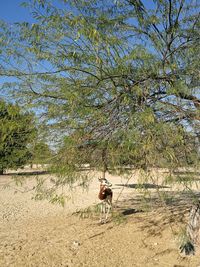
[[73, 204, 100, 219], [176, 227, 188, 247], [140, 199, 153, 212], [73, 205, 127, 225], [160, 191, 174, 205], [111, 211, 127, 225]]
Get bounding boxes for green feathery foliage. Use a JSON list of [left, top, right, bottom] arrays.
[[0, 0, 199, 185], [0, 100, 37, 174]]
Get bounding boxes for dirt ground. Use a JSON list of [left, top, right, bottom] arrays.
[[0, 168, 200, 267]]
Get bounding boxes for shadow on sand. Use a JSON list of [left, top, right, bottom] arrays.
[[114, 189, 200, 237], [5, 170, 49, 176], [115, 183, 170, 189], [121, 208, 144, 216]]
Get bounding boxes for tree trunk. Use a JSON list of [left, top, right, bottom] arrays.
[[187, 203, 200, 243], [102, 148, 108, 179], [180, 202, 200, 255], [0, 169, 4, 175]]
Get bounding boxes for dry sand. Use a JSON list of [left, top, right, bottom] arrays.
[[0, 168, 200, 267]]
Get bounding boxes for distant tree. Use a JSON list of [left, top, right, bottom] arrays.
[[0, 100, 37, 174], [29, 141, 53, 167]]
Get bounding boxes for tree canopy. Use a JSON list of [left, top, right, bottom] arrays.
[[29, 141, 53, 166], [0, 0, 199, 180], [0, 100, 37, 174]]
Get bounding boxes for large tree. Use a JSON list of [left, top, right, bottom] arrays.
[[0, 100, 36, 174], [0, 0, 199, 177], [0, 0, 199, 254]]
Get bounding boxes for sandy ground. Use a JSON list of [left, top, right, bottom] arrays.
[[0, 168, 200, 267]]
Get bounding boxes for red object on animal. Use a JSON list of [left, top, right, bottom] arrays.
[[98, 186, 113, 200]]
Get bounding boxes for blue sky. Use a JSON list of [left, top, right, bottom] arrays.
[[0, 0, 33, 23], [0, 0, 155, 23], [0, 1, 33, 99]]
